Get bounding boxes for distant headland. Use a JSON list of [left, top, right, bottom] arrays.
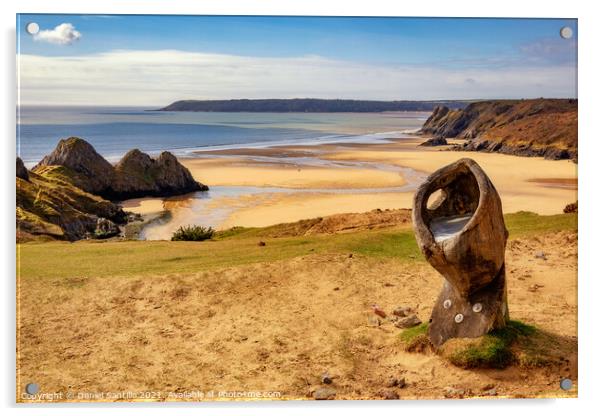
[[157, 98, 469, 113]]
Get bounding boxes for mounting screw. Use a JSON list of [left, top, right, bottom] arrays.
[[454, 313, 464, 323], [25, 383, 40, 394], [443, 299, 452, 309], [472, 303, 483, 313], [560, 378, 573, 391]]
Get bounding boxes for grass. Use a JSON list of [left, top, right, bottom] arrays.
[[399, 323, 430, 352], [17, 211, 576, 280], [442, 320, 538, 369], [399, 319, 567, 370], [17, 227, 417, 280], [504, 211, 577, 237]]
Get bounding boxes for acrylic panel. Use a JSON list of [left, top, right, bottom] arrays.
[[16, 14, 578, 402]]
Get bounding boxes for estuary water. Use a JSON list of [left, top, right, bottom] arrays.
[[17, 106, 429, 166]]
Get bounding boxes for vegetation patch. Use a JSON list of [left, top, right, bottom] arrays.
[[504, 212, 576, 237], [399, 323, 431, 352], [399, 320, 573, 371], [439, 320, 570, 369], [171, 225, 215, 241]]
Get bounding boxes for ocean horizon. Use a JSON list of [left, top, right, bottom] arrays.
[[17, 105, 428, 166]]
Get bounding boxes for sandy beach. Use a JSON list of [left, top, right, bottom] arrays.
[[123, 137, 577, 237]]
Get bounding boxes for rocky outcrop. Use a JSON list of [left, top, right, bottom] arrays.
[[16, 157, 29, 181], [35, 137, 114, 194], [420, 136, 448, 147], [108, 149, 208, 199], [94, 217, 121, 239], [35, 137, 208, 200], [20, 137, 208, 241], [419, 99, 577, 161], [17, 165, 127, 242]]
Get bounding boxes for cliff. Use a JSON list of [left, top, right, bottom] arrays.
[[35, 137, 208, 199], [17, 163, 127, 242], [19, 138, 209, 241], [159, 98, 468, 113], [419, 99, 577, 161]]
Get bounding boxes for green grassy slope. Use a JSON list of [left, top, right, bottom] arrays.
[[17, 212, 576, 280]]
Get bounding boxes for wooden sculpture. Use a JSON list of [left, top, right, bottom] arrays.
[[412, 158, 509, 346]]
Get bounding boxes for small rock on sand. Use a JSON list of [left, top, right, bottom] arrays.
[[395, 314, 422, 329], [321, 372, 333, 385], [258, 241, 266, 246], [379, 390, 400, 400], [313, 387, 336, 400], [385, 377, 398, 388], [482, 387, 497, 396], [385, 377, 406, 388], [367, 316, 381, 327], [534, 251, 547, 260], [392, 306, 413, 317], [371, 304, 387, 318], [443, 386, 465, 398]]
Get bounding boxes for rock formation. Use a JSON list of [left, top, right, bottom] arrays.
[[420, 136, 448, 147], [35, 137, 114, 194], [34, 137, 208, 200], [109, 149, 208, 199], [17, 165, 127, 242], [16, 157, 29, 181], [18, 137, 209, 241], [419, 99, 577, 161]]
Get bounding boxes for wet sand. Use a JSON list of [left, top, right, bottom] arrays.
[[121, 197, 165, 215], [124, 138, 577, 236]]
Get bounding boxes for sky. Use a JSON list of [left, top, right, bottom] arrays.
[[17, 14, 578, 106]]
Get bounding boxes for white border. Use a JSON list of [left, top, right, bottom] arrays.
[[2, 1, 601, 415]]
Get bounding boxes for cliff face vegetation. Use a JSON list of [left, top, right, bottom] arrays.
[[419, 99, 577, 161], [16, 160, 127, 242], [18, 138, 209, 242]]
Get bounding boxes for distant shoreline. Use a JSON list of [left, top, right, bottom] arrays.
[[156, 98, 469, 113]]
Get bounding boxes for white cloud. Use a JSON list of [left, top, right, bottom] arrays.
[[33, 23, 81, 45], [17, 49, 576, 105]]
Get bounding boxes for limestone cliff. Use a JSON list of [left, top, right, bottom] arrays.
[[419, 99, 577, 161], [35, 137, 208, 199]]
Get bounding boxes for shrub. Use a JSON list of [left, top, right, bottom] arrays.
[[171, 225, 214, 241], [563, 201, 578, 214]]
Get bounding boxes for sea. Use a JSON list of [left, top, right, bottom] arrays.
[[17, 106, 429, 166]]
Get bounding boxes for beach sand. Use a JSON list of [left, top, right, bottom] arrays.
[[182, 157, 407, 189], [18, 225, 577, 400], [121, 197, 166, 215], [122, 138, 577, 233], [155, 139, 578, 231]]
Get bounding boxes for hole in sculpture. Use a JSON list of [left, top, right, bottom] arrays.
[[426, 169, 480, 242], [427, 189, 445, 210]]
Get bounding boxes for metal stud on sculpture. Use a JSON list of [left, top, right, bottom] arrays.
[[412, 158, 509, 346]]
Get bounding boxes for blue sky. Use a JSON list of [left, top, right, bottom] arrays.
[[17, 15, 578, 105]]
